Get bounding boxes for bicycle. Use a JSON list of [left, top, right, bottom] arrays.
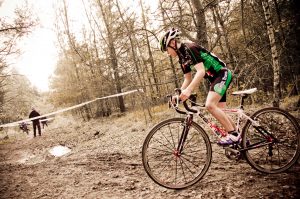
[[142, 88, 300, 189]]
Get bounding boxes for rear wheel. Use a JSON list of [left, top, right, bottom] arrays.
[[142, 117, 212, 189], [242, 107, 300, 173]]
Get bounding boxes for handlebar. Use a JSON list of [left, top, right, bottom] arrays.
[[168, 89, 198, 114]]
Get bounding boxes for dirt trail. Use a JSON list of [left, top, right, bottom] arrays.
[[0, 111, 299, 199]]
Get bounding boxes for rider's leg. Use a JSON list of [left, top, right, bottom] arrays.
[[205, 91, 235, 132], [206, 92, 239, 145], [217, 102, 237, 131]]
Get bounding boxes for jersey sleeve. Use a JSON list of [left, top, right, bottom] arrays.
[[187, 43, 205, 63], [180, 59, 192, 74]]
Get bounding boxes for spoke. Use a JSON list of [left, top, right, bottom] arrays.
[[277, 141, 298, 149], [153, 155, 174, 176], [183, 148, 206, 154], [179, 157, 188, 183], [148, 146, 173, 154], [274, 143, 296, 157], [181, 132, 197, 152], [168, 124, 178, 149], [174, 156, 178, 184], [186, 140, 203, 148], [276, 145, 283, 166], [275, 144, 295, 165], [179, 156, 197, 179], [180, 154, 203, 168], [151, 136, 174, 152], [249, 147, 268, 160], [182, 142, 202, 154], [146, 148, 173, 161], [158, 128, 177, 151]]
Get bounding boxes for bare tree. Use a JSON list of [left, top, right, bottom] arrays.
[[0, 4, 36, 123], [262, 0, 281, 107], [96, 0, 125, 112], [211, 4, 236, 70], [115, 0, 152, 119], [191, 0, 208, 48], [159, 0, 180, 89], [140, 0, 161, 98]]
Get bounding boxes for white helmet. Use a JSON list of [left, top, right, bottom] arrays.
[[159, 28, 181, 52]]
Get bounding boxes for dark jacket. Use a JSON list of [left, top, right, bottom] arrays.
[[29, 110, 41, 123]]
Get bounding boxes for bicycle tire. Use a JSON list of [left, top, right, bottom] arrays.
[[242, 107, 300, 174], [142, 118, 212, 189]]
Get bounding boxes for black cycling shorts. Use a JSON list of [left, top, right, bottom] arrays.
[[209, 69, 232, 102]]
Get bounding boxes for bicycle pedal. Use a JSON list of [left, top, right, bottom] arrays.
[[224, 147, 242, 161], [224, 147, 239, 155]]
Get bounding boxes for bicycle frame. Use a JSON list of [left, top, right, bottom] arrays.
[[196, 106, 259, 139], [171, 97, 277, 154], [195, 106, 276, 152]]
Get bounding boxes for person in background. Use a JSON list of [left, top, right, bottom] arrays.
[[29, 107, 41, 137]]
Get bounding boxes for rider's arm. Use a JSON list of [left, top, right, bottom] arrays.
[[180, 62, 206, 100], [181, 72, 192, 90]]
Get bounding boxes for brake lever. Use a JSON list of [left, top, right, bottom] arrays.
[[168, 95, 180, 108]]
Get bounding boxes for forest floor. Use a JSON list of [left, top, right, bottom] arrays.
[[0, 106, 299, 199]]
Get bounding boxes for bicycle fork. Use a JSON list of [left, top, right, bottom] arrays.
[[175, 114, 193, 157]]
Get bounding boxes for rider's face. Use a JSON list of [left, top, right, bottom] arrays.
[[167, 47, 177, 57], [166, 39, 177, 57]]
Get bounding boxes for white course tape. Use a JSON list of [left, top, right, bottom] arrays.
[[40, 118, 54, 122], [0, 89, 143, 128]]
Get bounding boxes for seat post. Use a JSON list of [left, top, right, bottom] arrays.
[[239, 94, 247, 110]]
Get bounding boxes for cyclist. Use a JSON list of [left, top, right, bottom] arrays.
[[159, 28, 238, 145]]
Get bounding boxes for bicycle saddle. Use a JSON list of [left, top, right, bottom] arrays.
[[232, 88, 257, 96]]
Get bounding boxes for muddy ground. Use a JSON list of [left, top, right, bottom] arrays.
[[0, 110, 299, 199]]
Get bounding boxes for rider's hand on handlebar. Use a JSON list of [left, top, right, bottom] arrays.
[[180, 89, 192, 101]]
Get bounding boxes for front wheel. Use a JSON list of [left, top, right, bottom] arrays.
[[142, 117, 212, 189], [242, 107, 300, 173]]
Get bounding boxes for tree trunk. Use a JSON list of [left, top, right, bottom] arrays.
[[115, 0, 152, 119], [191, 0, 208, 48], [140, 0, 160, 97], [62, 0, 92, 120], [97, 0, 125, 112], [213, 6, 236, 70], [262, 0, 281, 107], [159, 0, 179, 89]]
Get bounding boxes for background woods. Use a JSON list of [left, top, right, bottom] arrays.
[[0, 3, 38, 123], [0, 0, 299, 123]]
